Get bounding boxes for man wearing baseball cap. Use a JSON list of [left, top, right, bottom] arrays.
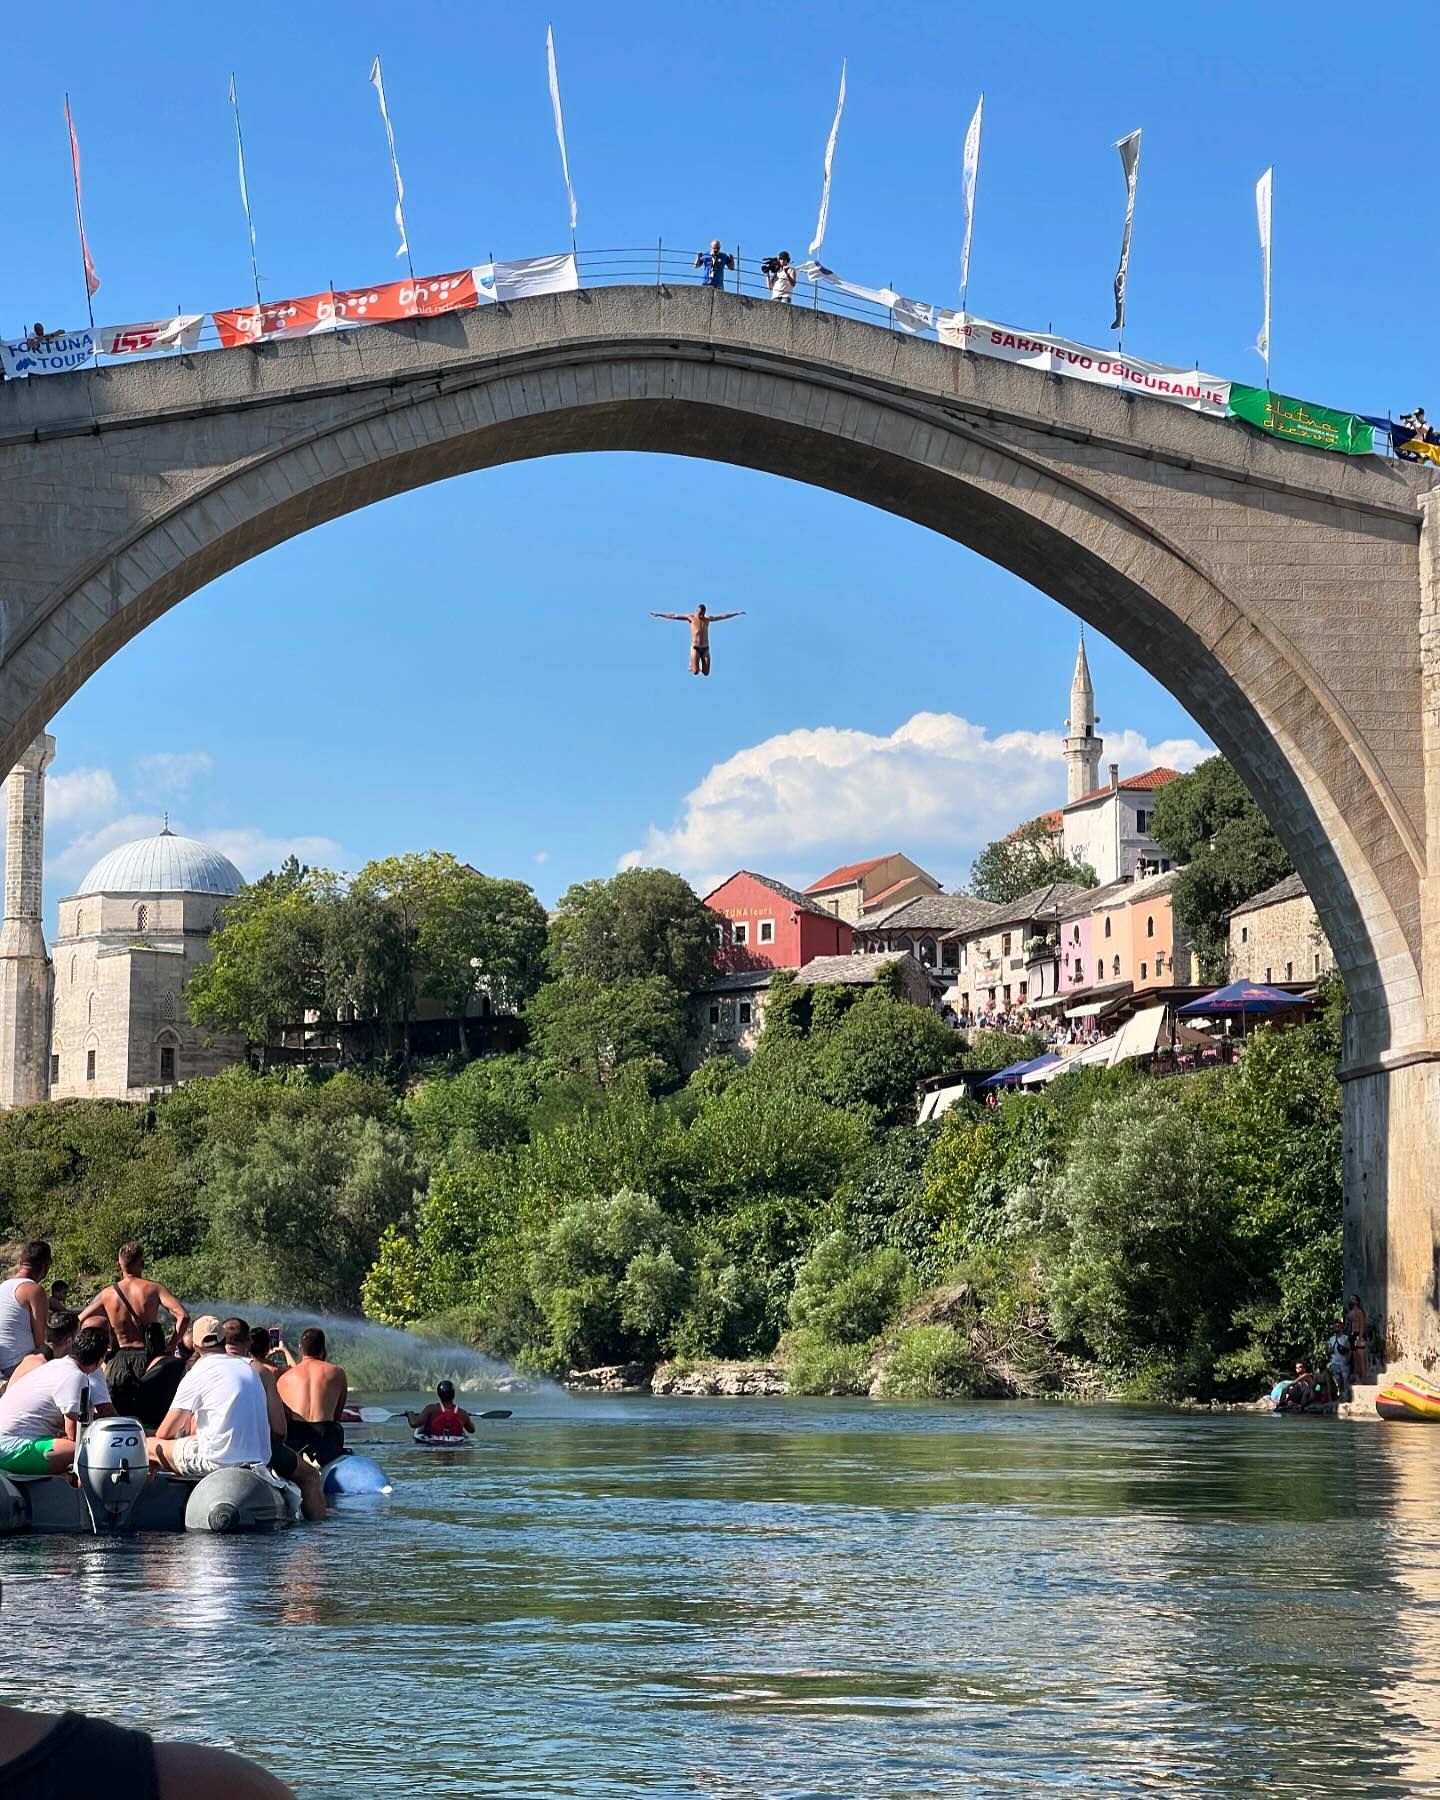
[[147, 1316, 270, 1480]]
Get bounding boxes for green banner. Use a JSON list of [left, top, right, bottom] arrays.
[[1228, 383, 1376, 456]]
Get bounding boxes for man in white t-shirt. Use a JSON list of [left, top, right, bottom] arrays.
[[148, 1318, 271, 1480], [0, 1327, 113, 1475]]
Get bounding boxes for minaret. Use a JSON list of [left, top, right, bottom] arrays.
[[0, 733, 56, 1107], [1063, 631, 1103, 803]]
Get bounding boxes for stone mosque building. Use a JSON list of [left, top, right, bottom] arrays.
[[0, 732, 247, 1107]]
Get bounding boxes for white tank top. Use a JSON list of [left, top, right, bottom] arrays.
[[0, 1277, 37, 1376]]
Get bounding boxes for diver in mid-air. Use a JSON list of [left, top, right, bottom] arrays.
[[649, 603, 746, 677]]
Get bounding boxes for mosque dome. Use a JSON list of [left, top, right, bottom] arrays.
[[75, 827, 244, 898]]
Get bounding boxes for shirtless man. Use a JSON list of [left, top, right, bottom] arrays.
[[245, 1325, 325, 1522], [650, 603, 745, 677], [79, 1242, 188, 1417], [276, 1327, 348, 1465], [0, 1242, 51, 1380]]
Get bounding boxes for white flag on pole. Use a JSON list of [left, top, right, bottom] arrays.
[[369, 57, 411, 265], [1110, 128, 1141, 331], [808, 59, 847, 258], [961, 94, 982, 305], [228, 74, 262, 306], [546, 25, 578, 238], [1254, 166, 1273, 381]]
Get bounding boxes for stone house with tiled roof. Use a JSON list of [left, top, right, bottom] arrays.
[[1061, 763, 1182, 885], [853, 892, 1002, 979], [1228, 871, 1335, 985], [943, 881, 1094, 1015], [804, 852, 941, 925]]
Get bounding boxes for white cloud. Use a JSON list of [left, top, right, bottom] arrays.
[[621, 710, 1209, 889], [45, 767, 119, 826], [533, 850, 550, 865], [137, 750, 213, 795], [196, 828, 343, 879]]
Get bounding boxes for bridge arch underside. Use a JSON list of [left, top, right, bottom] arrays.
[[6, 350, 1423, 1069]]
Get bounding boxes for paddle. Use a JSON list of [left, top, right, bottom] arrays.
[[354, 1406, 512, 1423]]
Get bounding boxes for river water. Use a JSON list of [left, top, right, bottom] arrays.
[[3, 1396, 1439, 1797]]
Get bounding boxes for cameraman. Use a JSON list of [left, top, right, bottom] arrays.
[[763, 251, 797, 303], [694, 239, 735, 289]]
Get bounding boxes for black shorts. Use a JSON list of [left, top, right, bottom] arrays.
[[269, 1437, 299, 1480]]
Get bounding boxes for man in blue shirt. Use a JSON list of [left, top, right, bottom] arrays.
[[694, 240, 734, 289]]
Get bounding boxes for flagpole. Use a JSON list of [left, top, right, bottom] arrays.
[[62, 94, 98, 332], [546, 25, 579, 258], [369, 57, 415, 282], [1255, 167, 1273, 392], [1110, 128, 1141, 353], [960, 93, 983, 315], [228, 74, 263, 311]]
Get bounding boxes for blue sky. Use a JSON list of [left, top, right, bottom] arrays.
[[2, 1, 1434, 920]]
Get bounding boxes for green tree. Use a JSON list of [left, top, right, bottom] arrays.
[[185, 860, 329, 1062], [525, 975, 689, 1089], [813, 989, 965, 1123], [527, 1189, 692, 1371], [405, 1056, 546, 1166], [548, 868, 718, 991], [355, 852, 547, 1051], [969, 820, 1097, 905], [787, 1231, 912, 1345], [1149, 756, 1292, 979], [201, 1109, 422, 1310], [322, 888, 411, 1060]]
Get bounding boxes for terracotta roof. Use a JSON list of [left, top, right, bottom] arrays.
[[704, 871, 834, 919], [1005, 809, 1063, 841], [861, 873, 933, 911], [793, 951, 921, 987], [805, 855, 890, 893], [1063, 767, 1182, 810], [1227, 871, 1305, 918]]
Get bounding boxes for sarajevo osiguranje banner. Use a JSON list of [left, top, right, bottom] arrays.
[[213, 268, 480, 347]]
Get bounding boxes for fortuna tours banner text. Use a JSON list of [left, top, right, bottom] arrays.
[[1227, 383, 1376, 455], [0, 329, 95, 378], [212, 268, 480, 348], [937, 312, 1231, 414]]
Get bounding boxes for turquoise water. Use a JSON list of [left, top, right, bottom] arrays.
[[3, 1396, 1439, 1797]]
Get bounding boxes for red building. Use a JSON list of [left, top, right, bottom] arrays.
[[703, 871, 854, 971]]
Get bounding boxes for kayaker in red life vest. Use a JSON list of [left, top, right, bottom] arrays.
[[405, 1381, 475, 1439]]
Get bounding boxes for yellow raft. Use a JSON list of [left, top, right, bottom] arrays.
[[1376, 1373, 1440, 1422]]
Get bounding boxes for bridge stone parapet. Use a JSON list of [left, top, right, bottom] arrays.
[[0, 284, 1435, 1356]]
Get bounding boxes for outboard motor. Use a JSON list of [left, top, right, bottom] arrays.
[[74, 1416, 149, 1533]]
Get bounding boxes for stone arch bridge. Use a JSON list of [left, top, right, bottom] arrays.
[[1, 285, 1437, 1360]]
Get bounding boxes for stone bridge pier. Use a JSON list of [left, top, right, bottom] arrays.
[[0, 286, 1435, 1360]]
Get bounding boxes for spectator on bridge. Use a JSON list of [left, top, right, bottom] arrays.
[[1401, 407, 1434, 443], [694, 241, 734, 290], [764, 251, 797, 303]]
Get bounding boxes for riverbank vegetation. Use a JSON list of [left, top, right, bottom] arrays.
[[0, 964, 1344, 1404]]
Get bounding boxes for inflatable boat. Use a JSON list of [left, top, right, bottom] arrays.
[[0, 1416, 390, 1533], [1376, 1374, 1440, 1422]]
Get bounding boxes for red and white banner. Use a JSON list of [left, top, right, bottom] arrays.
[[212, 290, 335, 348], [331, 268, 479, 324], [937, 312, 1230, 414], [96, 315, 203, 357], [213, 269, 479, 348], [214, 266, 482, 347]]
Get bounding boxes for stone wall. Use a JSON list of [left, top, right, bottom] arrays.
[[1229, 892, 1336, 985]]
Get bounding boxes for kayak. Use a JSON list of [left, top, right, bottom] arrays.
[[1376, 1374, 1440, 1422], [413, 1431, 475, 1447]]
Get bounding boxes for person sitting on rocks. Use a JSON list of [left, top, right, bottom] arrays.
[[1277, 1360, 1317, 1411]]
